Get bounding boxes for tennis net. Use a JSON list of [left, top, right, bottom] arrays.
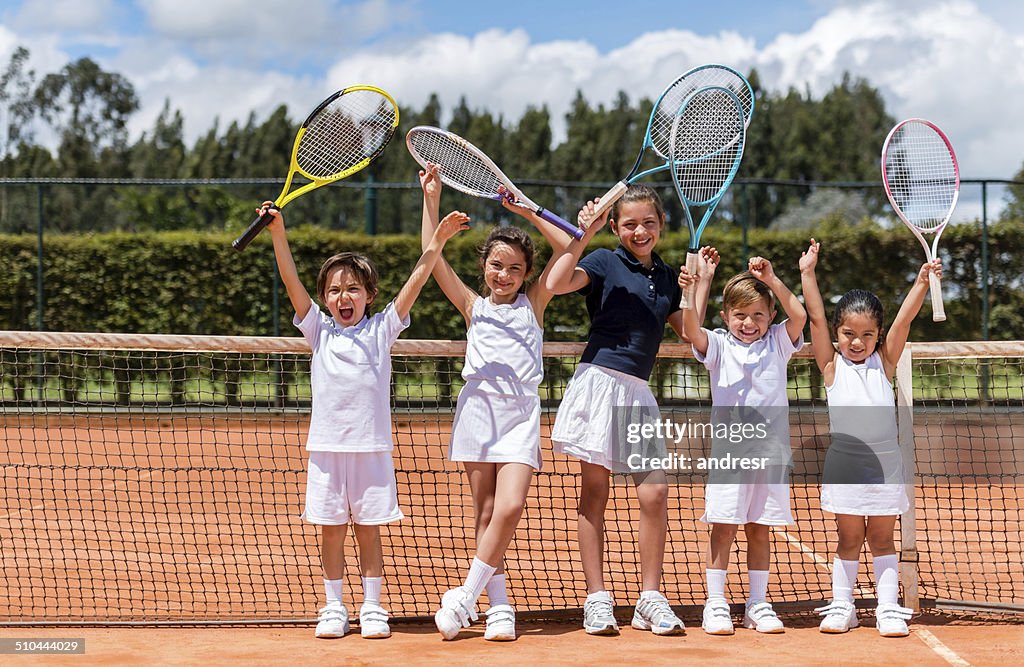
[[1, 332, 1021, 624]]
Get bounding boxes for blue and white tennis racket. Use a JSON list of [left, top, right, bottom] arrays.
[[671, 86, 747, 309], [591, 64, 754, 219]]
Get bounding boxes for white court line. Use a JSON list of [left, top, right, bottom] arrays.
[[774, 527, 970, 666], [914, 628, 972, 667]]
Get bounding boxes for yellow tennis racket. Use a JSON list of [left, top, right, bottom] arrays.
[[232, 85, 399, 251]]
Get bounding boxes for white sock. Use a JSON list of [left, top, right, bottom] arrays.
[[485, 574, 509, 607], [586, 590, 612, 603], [639, 590, 662, 602], [324, 578, 344, 606], [874, 554, 899, 606], [464, 557, 497, 604], [706, 569, 728, 602], [832, 558, 859, 603], [747, 570, 769, 605], [362, 576, 382, 606]]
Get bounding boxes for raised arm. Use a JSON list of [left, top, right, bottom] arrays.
[[676, 253, 711, 355], [396, 211, 469, 321], [264, 202, 313, 321], [799, 239, 836, 374], [499, 190, 578, 322], [669, 246, 719, 343], [880, 259, 943, 377], [749, 255, 807, 345], [419, 163, 477, 322], [543, 198, 607, 295]]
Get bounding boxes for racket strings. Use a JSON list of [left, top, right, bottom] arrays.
[[670, 89, 744, 204], [884, 123, 957, 232], [297, 90, 397, 179], [408, 131, 504, 198], [651, 66, 753, 159]]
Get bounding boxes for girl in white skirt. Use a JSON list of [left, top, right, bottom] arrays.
[[800, 238, 942, 637], [544, 186, 718, 636], [419, 164, 577, 642]]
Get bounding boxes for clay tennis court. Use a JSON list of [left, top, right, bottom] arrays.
[[1, 336, 1021, 663]]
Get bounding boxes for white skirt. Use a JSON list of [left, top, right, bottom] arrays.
[[551, 363, 664, 472], [820, 437, 909, 515], [449, 381, 542, 470], [821, 484, 909, 516]]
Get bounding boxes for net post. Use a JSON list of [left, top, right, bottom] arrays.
[[896, 345, 919, 611]]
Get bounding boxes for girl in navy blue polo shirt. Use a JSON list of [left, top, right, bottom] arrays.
[[545, 184, 718, 636]]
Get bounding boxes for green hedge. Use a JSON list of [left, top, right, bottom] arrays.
[[2, 219, 1021, 342]]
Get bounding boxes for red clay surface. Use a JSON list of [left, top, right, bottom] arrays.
[[0, 614, 1021, 666], [2, 411, 1021, 624]]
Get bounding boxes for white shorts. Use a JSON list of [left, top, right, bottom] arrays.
[[302, 451, 404, 525], [551, 363, 664, 473], [449, 381, 542, 470], [701, 482, 793, 526]]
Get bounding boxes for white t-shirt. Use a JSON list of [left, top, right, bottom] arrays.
[[695, 322, 802, 407], [294, 301, 409, 452], [695, 323, 803, 457]]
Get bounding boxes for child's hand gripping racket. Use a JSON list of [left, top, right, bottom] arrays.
[[881, 118, 959, 322], [233, 85, 399, 251]]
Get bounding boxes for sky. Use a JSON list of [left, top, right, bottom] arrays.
[[1, 0, 1022, 219]]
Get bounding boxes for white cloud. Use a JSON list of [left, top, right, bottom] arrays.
[[138, 0, 417, 67], [2, 0, 1021, 201], [12, 0, 112, 32]]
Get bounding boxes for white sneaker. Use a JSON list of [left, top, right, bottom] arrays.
[[359, 602, 391, 639], [631, 593, 685, 636], [434, 586, 478, 640], [583, 592, 620, 636], [484, 604, 516, 641], [701, 599, 734, 635], [315, 602, 350, 638], [743, 601, 784, 633], [815, 599, 859, 633], [875, 603, 912, 637]]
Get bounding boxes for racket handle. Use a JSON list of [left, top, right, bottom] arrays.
[[928, 272, 946, 322], [537, 208, 584, 240], [680, 251, 699, 310], [232, 210, 276, 251], [591, 181, 629, 220]]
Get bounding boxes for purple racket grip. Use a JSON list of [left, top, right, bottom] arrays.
[[538, 208, 584, 240]]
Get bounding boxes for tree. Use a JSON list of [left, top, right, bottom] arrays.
[[1002, 163, 1024, 222], [33, 57, 139, 169], [0, 46, 36, 162]]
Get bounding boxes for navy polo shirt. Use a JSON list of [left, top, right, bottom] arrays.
[[577, 245, 682, 381]]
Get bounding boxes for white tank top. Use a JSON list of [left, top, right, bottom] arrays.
[[825, 351, 898, 446], [462, 293, 543, 393]]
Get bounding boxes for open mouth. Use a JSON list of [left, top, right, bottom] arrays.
[[339, 307, 355, 321]]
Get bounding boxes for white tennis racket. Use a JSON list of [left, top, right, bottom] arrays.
[[881, 118, 959, 322], [406, 126, 583, 240], [591, 64, 754, 219]]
